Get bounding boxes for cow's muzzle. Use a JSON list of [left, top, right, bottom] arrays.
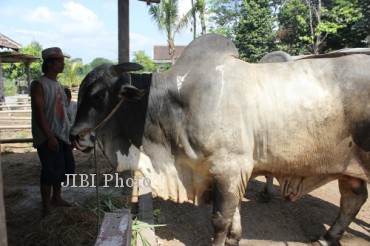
[[75, 128, 96, 152]]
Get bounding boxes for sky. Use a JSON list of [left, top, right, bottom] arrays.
[[0, 0, 193, 64]]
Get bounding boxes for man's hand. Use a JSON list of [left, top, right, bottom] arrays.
[[47, 136, 59, 152]]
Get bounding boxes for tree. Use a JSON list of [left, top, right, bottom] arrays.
[[132, 50, 157, 73], [277, 0, 311, 55], [191, 0, 197, 39], [208, 0, 244, 40], [149, 0, 189, 63], [89, 57, 114, 68], [2, 41, 43, 81], [359, 0, 370, 44], [234, 0, 276, 62], [186, 0, 207, 40], [58, 59, 83, 88], [322, 0, 368, 52], [278, 0, 366, 54]]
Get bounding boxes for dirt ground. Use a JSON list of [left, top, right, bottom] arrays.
[[1, 144, 370, 246]]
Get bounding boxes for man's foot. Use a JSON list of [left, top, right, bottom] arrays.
[[42, 206, 52, 218], [51, 198, 72, 207]]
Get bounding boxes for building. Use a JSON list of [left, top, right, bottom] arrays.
[[153, 45, 186, 70]]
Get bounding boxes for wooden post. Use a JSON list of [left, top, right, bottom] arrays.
[[118, 0, 130, 63], [0, 57, 5, 105], [25, 62, 31, 96], [0, 154, 8, 246], [95, 210, 132, 246]]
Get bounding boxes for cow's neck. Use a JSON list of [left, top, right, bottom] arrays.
[[118, 73, 152, 147]]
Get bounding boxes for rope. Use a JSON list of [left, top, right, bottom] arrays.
[[93, 97, 125, 132], [93, 73, 131, 132], [93, 137, 101, 236]]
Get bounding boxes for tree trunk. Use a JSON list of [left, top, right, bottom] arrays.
[[192, 0, 197, 39], [168, 36, 176, 64], [200, 7, 206, 35]]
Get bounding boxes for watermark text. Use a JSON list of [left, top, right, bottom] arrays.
[[61, 173, 151, 188]]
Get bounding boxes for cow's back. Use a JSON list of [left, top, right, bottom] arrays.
[[166, 54, 370, 179]]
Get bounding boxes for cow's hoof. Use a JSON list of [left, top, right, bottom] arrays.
[[225, 238, 239, 246], [258, 191, 271, 203], [308, 239, 342, 246]]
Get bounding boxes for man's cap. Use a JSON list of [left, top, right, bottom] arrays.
[[41, 47, 69, 60]]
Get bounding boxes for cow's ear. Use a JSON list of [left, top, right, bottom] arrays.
[[118, 84, 146, 101], [111, 63, 143, 77]]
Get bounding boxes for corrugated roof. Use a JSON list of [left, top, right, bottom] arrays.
[[0, 33, 22, 51], [153, 45, 186, 61]]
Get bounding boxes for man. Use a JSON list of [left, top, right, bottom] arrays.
[[31, 47, 75, 217]]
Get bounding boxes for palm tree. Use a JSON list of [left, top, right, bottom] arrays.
[[188, 0, 207, 40], [149, 0, 189, 63], [59, 60, 83, 88], [195, 0, 206, 36]]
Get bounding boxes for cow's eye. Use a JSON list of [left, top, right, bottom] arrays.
[[90, 90, 107, 110], [93, 91, 106, 101]]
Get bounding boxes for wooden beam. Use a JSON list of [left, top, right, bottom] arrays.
[[0, 138, 33, 144], [0, 125, 31, 130], [118, 0, 129, 63]]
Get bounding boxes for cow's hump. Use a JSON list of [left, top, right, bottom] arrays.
[[173, 34, 239, 67]]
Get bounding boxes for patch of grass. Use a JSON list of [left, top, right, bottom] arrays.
[[79, 193, 130, 214], [131, 217, 166, 246]]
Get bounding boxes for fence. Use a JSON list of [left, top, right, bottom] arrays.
[[0, 96, 32, 144]]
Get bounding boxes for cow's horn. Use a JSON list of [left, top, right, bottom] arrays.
[[110, 62, 143, 77]]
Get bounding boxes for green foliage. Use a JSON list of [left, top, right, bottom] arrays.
[[4, 78, 16, 96], [58, 59, 84, 88], [207, 0, 244, 40], [90, 57, 114, 68], [278, 0, 367, 54], [2, 41, 43, 82], [80, 194, 129, 213], [158, 63, 171, 72], [322, 0, 368, 52], [277, 0, 310, 55], [234, 0, 276, 62], [132, 50, 157, 73]]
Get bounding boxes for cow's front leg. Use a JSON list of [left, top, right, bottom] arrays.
[[212, 174, 242, 246], [312, 177, 368, 246]]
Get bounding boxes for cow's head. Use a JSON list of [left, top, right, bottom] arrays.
[[70, 62, 145, 170]]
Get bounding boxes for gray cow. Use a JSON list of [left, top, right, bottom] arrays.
[[71, 34, 370, 246]]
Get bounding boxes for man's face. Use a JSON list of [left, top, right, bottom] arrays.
[[51, 58, 65, 73]]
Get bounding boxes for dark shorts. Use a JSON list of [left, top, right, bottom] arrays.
[[37, 138, 75, 185]]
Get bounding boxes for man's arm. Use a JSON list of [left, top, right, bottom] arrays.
[[31, 82, 59, 152]]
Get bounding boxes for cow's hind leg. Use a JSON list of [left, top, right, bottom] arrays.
[[212, 175, 243, 246], [313, 177, 368, 246], [259, 176, 274, 202]]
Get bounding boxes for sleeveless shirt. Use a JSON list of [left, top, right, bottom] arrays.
[[31, 76, 71, 147]]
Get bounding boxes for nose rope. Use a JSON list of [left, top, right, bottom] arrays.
[[93, 97, 125, 132]]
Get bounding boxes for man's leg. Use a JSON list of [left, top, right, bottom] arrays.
[[40, 184, 52, 217]]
